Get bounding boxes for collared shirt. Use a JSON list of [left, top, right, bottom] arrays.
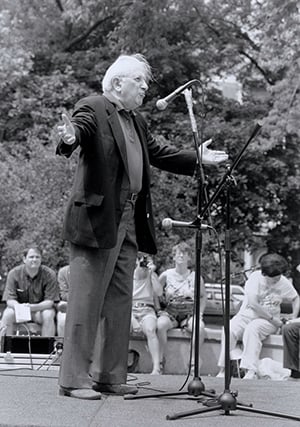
[[104, 93, 143, 193], [2, 264, 60, 304]]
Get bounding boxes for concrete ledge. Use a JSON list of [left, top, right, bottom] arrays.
[[0, 352, 60, 370], [0, 329, 284, 376], [129, 327, 283, 376]]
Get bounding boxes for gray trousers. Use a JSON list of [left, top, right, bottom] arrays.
[[59, 200, 137, 389], [282, 322, 300, 372]]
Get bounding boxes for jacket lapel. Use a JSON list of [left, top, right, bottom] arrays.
[[106, 101, 129, 178]]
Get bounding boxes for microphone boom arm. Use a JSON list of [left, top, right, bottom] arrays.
[[156, 79, 200, 110]]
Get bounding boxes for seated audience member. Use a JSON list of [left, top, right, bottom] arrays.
[[217, 253, 300, 379], [157, 242, 207, 372], [282, 317, 300, 379], [0, 245, 59, 336], [56, 265, 70, 337], [131, 254, 162, 375]]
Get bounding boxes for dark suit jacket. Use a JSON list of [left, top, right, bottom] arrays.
[[56, 95, 197, 254]]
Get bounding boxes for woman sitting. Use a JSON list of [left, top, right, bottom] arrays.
[[157, 241, 207, 373]]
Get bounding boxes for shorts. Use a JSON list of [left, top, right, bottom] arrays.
[[157, 310, 180, 328], [158, 310, 202, 329], [131, 306, 157, 332]]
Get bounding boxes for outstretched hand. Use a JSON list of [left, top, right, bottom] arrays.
[[200, 139, 228, 165], [57, 113, 76, 145]]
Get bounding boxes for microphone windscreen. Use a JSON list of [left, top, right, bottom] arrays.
[[156, 99, 168, 111], [161, 218, 172, 229]]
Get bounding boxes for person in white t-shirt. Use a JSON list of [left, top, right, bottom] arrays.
[[217, 253, 300, 379], [131, 254, 163, 374]]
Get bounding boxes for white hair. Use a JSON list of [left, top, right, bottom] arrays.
[[102, 54, 152, 93]]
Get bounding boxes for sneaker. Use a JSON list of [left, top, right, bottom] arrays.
[[243, 369, 257, 380]]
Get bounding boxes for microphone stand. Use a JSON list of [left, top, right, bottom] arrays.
[[166, 120, 300, 422], [125, 83, 216, 402]]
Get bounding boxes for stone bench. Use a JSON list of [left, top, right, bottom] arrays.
[[129, 327, 283, 376]]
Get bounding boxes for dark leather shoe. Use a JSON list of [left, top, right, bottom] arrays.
[[59, 387, 101, 400], [92, 383, 138, 395], [291, 369, 300, 379]]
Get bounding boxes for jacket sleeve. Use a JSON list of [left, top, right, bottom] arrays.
[[138, 114, 197, 176]]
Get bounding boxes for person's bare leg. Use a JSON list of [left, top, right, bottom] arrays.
[[40, 309, 56, 336], [0, 308, 16, 335], [142, 317, 161, 374], [157, 315, 175, 372]]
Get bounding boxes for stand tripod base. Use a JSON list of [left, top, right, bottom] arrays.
[[166, 389, 300, 421], [124, 376, 216, 400]]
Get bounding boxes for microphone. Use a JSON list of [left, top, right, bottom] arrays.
[[156, 80, 198, 110], [162, 218, 210, 230]]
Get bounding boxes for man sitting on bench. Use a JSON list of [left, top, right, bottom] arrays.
[[0, 244, 59, 336]]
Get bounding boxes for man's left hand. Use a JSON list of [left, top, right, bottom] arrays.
[[200, 139, 228, 165]]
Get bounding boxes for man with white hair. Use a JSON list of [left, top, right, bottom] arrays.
[[56, 53, 228, 399]]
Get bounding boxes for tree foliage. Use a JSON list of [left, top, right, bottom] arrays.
[[1, 0, 299, 281]]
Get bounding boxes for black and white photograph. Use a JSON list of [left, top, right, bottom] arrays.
[[0, 1, 300, 426]]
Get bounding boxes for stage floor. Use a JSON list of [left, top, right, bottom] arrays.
[[0, 371, 299, 427]]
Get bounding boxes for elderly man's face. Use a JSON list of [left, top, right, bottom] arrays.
[[116, 65, 149, 110]]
